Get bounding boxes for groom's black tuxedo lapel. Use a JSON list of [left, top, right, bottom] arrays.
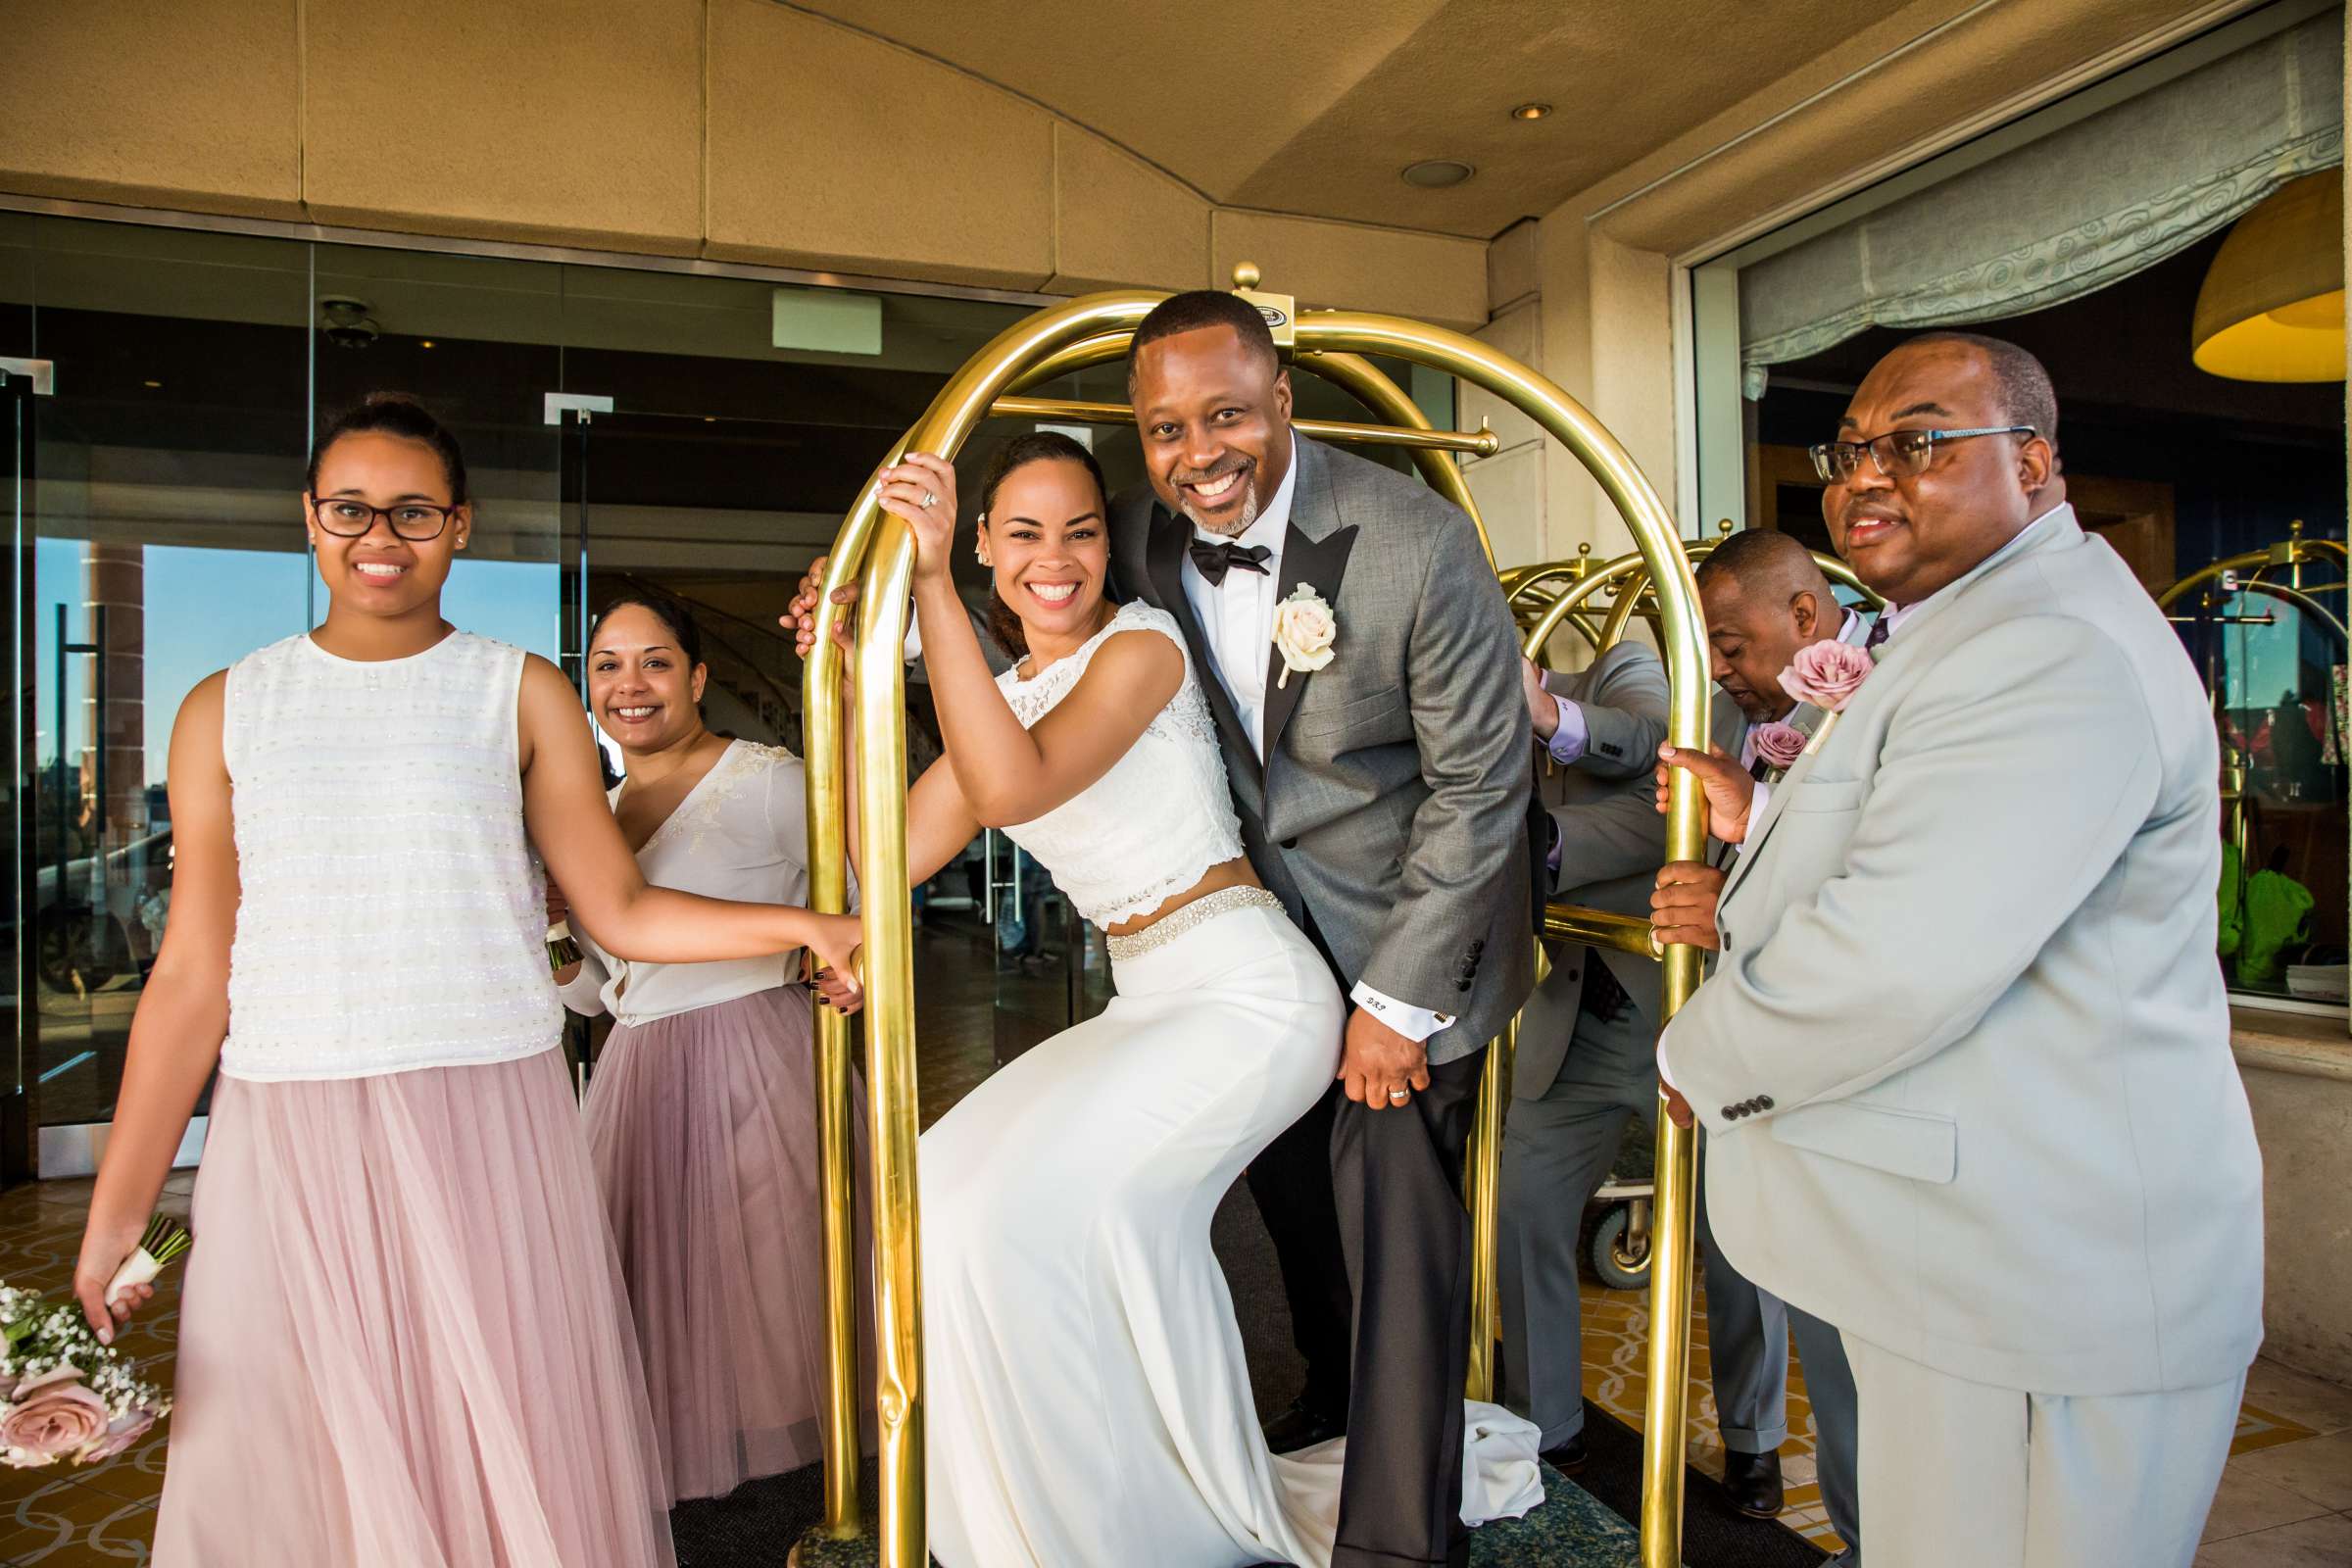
[[1145, 503, 1264, 800]]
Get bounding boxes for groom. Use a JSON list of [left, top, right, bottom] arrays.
[[1118, 291, 1533, 1568]]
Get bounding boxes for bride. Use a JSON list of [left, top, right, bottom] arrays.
[[847, 435, 1539, 1567]]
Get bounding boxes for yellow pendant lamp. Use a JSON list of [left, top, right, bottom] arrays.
[[2192, 169, 2344, 382]]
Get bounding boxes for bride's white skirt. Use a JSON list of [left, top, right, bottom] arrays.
[[920, 900, 1543, 1568]]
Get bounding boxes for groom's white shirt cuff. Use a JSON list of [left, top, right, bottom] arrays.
[[1350, 982, 1453, 1042]]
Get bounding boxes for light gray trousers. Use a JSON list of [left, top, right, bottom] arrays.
[[1847, 1335, 2242, 1568]]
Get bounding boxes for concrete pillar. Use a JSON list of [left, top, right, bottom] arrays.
[[78, 543, 145, 852]]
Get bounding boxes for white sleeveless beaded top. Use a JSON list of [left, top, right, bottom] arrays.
[[996, 602, 1244, 927], [219, 631, 561, 1081]]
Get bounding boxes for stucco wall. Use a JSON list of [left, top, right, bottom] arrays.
[[0, 0, 1488, 326]]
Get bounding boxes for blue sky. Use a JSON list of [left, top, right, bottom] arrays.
[[35, 540, 561, 783]]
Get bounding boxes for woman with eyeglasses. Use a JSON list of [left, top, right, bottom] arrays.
[[550, 588, 872, 1504], [71, 393, 863, 1567]]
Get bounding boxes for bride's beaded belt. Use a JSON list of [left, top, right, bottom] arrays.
[[1103, 886, 1285, 960]]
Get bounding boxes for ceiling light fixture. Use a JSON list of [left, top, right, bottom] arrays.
[[142, 379, 161, 389], [1510, 103, 1551, 122], [419, 339, 435, 349], [1401, 159, 1475, 189], [2192, 171, 2344, 382]]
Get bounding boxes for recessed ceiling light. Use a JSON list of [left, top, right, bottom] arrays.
[[142, 379, 161, 389], [1510, 103, 1551, 122], [1401, 159, 1475, 189], [419, 339, 435, 349]]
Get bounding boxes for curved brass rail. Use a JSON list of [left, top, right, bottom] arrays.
[[1521, 553, 1653, 660], [804, 285, 1711, 1568], [1505, 554, 1607, 652], [1590, 540, 1884, 650], [999, 335, 1497, 562], [2225, 577, 2351, 647], [2159, 535, 2351, 612]]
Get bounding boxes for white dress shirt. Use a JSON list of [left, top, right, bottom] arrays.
[[1177, 436, 1453, 1044], [1177, 444, 1298, 753]]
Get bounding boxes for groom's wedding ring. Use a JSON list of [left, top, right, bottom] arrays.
[[1387, 1088, 1411, 1102]]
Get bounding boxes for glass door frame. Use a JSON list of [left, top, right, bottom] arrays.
[[3, 368, 35, 1186]]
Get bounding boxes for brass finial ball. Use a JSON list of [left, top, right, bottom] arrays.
[[1232, 263, 1262, 291]]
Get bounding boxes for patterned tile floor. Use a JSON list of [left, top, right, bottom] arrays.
[[3, 914, 2344, 1564]]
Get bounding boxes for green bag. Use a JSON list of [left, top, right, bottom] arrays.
[[2237, 866, 2315, 986]]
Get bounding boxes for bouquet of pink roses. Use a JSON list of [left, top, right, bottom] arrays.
[[1, 1217, 182, 1468]]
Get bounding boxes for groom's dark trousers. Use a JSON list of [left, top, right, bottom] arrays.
[[1246, 1049, 1486, 1568], [1334, 1048, 1487, 1568]]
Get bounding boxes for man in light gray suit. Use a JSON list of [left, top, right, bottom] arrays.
[[1652, 333, 2263, 1568]]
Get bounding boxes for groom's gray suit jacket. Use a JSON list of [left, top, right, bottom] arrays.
[[1109, 436, 1535, 1063], [1664, 508, 2265, 1396]]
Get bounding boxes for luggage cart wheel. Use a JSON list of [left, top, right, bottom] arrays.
[[1590, 1200, 1651, 1292]]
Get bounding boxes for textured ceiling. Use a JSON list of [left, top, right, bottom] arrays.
[[793, 0, 1898, 237]]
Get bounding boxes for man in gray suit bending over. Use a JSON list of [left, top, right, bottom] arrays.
[[1652, 333, 2263, 1568], [1495, 640, 1688, 1458], [1687, 528, 1867, 1560]]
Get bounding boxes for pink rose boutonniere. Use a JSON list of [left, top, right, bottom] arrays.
[[1776, 640, 1876, 757], [1750, 720, 1807, 774]]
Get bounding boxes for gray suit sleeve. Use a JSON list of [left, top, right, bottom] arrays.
[[1663, 617, 2164, 1125], [1355, 513, 1534, 1015], [1560, 645, 1669, 780], [1549, 649, 1672, 889]]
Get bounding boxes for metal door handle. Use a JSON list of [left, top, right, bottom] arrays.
[[982, 829, 1000, 923]]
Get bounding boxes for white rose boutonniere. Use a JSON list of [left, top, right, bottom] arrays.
[[1271, 583, 1338, 689]]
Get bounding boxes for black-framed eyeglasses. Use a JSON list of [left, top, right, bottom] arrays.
[[310, 498, 462, 541], [1807, 425, 2036, 484]]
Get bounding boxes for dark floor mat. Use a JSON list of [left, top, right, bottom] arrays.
[[672, 1182, 1829, 1568]]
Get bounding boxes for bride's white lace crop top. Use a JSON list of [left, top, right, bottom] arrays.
[[996, 602, 1244, 927], [218, 631, 562, 1081]]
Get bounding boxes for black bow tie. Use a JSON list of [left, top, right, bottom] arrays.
[[1189, 538, 1273, 587]]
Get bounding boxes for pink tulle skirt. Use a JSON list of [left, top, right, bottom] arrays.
[[155, 1047, 675, 1568], [584, 983, 872, 1504]]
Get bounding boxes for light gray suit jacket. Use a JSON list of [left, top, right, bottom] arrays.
[[1664, 508, 2264, 1396], [1110, 437, 1536, 1062], [1514, 644, 1735, 1097]]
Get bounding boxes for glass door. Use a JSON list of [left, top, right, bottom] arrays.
[[27, 390, 314, 1173]]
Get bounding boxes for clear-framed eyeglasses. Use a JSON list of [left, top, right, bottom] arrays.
[[310, 498, 462, 541], [1807, 425, 2036, 484]]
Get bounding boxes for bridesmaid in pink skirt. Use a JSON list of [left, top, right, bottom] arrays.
[[554, 590, 874, 1503], [71, 394, 865, 1568]]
